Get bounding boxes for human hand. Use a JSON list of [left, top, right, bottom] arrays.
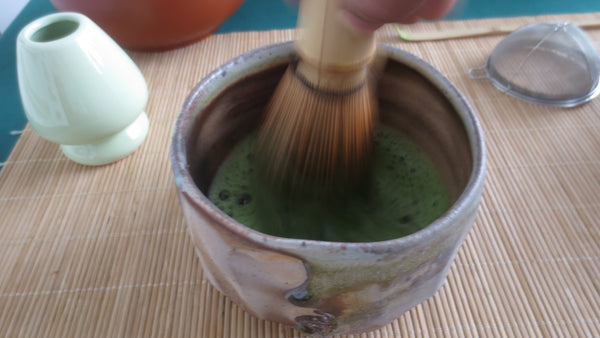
[[339, 0, 457, 32]]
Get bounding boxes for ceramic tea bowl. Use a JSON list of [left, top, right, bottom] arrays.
[[171, 42, 486, 335]]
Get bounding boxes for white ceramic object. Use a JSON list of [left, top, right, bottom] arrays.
[[16, 12, 149, 165]]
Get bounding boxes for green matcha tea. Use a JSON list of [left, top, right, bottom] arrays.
[[208, 126, 450, 242]]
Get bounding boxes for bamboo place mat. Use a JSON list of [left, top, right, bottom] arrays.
[[1, 13, 600, 337]]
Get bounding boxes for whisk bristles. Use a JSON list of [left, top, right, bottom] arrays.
[[257, 63, 377, 191]]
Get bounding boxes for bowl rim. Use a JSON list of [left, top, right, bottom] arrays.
[[170, 41, 487, 254]]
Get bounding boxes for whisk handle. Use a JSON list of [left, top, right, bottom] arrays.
[[296, 0, 376, 73]]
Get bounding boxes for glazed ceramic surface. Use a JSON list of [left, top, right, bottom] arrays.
[[51, 0, 244, 51], [17, 12, 149, 165], [171, 42, 486, 335]]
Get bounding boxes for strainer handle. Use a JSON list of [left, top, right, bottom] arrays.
[[468, 66, 488, 80]]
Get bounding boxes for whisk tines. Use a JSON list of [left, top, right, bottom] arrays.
[[257, 63, 377, 191]]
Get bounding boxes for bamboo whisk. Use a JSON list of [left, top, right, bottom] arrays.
[[258, 0, 378, 189]]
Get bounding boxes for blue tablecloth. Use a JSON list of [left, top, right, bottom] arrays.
[[1, 0, 600, 166]]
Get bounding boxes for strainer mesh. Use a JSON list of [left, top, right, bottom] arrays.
[[485, 22, 600, 105]]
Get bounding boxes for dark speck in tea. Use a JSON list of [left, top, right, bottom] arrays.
[[218, 190, 231, 201]]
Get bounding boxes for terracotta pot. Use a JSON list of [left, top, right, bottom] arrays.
[[171, 42, 486, 335], [50, 0, 244, 51]]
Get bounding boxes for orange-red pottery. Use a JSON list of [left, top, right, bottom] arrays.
[[51, 0, 244, 51]]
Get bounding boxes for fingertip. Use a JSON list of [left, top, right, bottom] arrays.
[[418, 0, 457, 20], [397, 15, 422, 24], [339, 8, 384, 33]]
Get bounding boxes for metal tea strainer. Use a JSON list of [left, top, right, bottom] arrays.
[[469, 21, 600, 107]]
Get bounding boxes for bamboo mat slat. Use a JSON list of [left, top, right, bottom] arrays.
[[1, 13, 600, 337]]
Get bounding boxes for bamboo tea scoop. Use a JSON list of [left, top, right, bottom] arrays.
[[395, 17, 600, 42]]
